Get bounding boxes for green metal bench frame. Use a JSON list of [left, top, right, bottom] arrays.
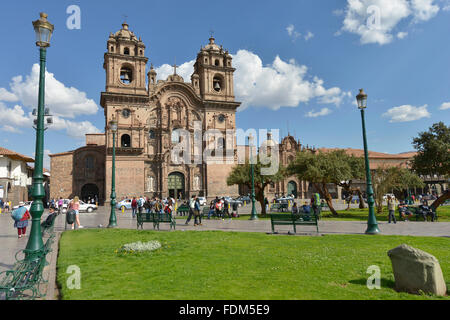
[[176, 204, 190, 216], [270, 213, 319, 233], [137, 211, 176, 230], [270, 203, 289, 212]]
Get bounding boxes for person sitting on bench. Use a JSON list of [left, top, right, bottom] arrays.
[[419, 200, 435, 222], [398, 201, 413, 221]]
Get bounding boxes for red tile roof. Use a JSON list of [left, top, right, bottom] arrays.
[[0, 147, 34, 162]]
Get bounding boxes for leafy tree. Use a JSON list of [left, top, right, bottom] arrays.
[[372, 165, 424, 214], [337, 155, 367, 210], [287, 150, 365, 216], [227, 157, 286, 216], [411, 122, 450, 209]]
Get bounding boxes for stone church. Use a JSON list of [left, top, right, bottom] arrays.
[[50, 22, 240, 204]]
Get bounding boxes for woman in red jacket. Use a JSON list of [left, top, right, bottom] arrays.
[[15, 208, 30, 238]]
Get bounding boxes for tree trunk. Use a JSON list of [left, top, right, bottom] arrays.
[[256, 189, 266, 216], [356, 189, 366, 209], [314, 183, 338, 216], [431, 189, 449, 210]]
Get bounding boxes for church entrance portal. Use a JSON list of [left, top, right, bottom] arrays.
[[287, 181, 298, 198], [168, 172, 185, 200], [81, 183, 99, 203]]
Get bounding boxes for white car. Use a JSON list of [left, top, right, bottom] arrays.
[[13, 201, 32, 211], [197, 197, 207, 206], [383, 194, 396, 200], [78, 200, 97, 213]]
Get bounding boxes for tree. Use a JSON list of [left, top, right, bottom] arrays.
[[226, 157, 286, 216], [372, 165, 424, 214], [337, 155, 367, 210], [411, 122, 450, 209], [287, 150, 365, 216]]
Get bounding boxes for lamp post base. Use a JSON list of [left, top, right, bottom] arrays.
[[365, 224, 380, 235]]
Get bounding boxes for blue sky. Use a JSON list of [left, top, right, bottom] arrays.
[[0, 0, 449, 169]]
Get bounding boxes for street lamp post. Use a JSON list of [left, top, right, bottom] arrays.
[[249, 134, 258, 220], [356, 89, 380, 235], [24, 13, 54, 260], [108, 120, 118, 228]]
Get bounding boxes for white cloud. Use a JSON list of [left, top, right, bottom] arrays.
[[305, 108, 333, 118], [0, 88, 18, 102], [6, 64, 98, 118], [0, 65, 101, 139], [286, 24, 301, 40], [232, 50, 350, 111], [382, 104, 431, 122], [439, 102, 450, 110], [155, 60, 195, 82], [338, 0, 440, 45], [153, 50, 350, 112], [51, 116, 101, 139], [0, 103, 32, 133], [304, 31, 315, 41], [397, 31, 408, 38]]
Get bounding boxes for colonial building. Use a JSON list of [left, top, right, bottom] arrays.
[[0, 147, 34, 205], [50, 22, 240, 203]]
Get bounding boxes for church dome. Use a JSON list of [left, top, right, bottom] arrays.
[[202, 37, 221, 52], [114, 23, 138, 42]]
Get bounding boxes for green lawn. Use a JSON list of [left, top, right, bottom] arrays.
[[175, 205, 450, 222], [57, 229, 450, 300]]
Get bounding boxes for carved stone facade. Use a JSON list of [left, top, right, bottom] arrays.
[[50, 22, 240, 202]]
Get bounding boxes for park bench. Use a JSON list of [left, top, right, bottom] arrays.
[[176, 204, 190, 216], [398, 206, 438, 222], [137, 211, 176, 230], [1, 236, 54, 300], [270, 203, 289, 212], [202, 206, 213, 219], [270, 213, 319, 234]]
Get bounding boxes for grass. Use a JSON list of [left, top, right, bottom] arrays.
[[57, 229, 450, 300], [173, 205, 450, 222]]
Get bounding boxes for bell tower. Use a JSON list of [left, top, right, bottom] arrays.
[[193, 36, 235, 102], [103, 22, 148, 95]]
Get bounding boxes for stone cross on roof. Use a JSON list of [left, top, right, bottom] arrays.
[[172, 58, 178, 75]]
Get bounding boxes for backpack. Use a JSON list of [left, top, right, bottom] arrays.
[[66, 209, 76, 224], [314, 193, 321, 206], [138, 198, 144, 207], [11, 207, 27, 222], [190, 199, 196, 209]]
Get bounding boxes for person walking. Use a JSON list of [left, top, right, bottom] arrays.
[[232, 201, 239, 218], [69, 196, 83, 229], [138, 196, 145, 215], [387, 195, 397, 224], [131, 197, 138, 218], [292, 202, 299, 215], [185, 195, 196, 225], [13, 205, 30, 238], [194, 196, 202, 226], [311, 193, 321, 219], [57, 197, 64, 214]]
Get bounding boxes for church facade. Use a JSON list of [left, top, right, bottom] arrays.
[[50, 23, 240, 203]]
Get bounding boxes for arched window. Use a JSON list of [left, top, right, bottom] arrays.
[[85, 156, 94, 169], [215, 59, 220, 66], [110, 46, 114, 52], [149, 130, 155, 139], [121, 134, 131, 147], [124, 47, 130, 55], [213, 76, 223, 92], [120, 67, 133, 84]]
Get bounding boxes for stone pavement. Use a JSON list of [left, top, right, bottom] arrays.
[[0, 207, 449, 299]]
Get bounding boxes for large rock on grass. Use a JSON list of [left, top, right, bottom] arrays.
[[388, 244, 447, 296]]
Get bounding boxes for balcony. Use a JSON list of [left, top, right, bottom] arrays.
[[107, 147, 143, 155]]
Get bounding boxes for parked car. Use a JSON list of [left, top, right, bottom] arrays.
[[78, 200, 97, 213], [383, 193, 396, 200], [12, 201, 32, 211], [197, 196, 207, 206], [236, 195, 251, 204], [116, 199, 132, 211], [60, 199, 71, 213]]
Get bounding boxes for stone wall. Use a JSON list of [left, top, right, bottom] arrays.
[[49, 152, 73, 200]]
